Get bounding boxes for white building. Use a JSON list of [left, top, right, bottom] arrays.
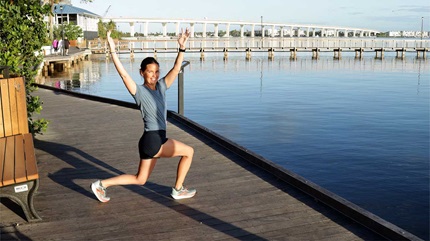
[[53, 3, 100, 40]]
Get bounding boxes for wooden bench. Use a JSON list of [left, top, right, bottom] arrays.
[[0, 77, 41, 222]]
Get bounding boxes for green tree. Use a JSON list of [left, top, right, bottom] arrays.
[[54, 22, 83, 40], [0, 0, 50, 135], [97, 19, 121, 39]]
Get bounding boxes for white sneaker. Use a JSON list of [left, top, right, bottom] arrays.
[[171, 186, 196, 200], [91, 180, 110, 202]]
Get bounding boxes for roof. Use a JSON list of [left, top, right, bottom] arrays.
[[54, 4, 100, 17]]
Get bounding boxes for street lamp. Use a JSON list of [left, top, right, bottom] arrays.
[[421, 17, 424, 41], [261, 16, 263, 47], [60, 5, 64, 56]]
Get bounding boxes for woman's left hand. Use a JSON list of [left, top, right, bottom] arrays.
[[178, 28, 190, 49]]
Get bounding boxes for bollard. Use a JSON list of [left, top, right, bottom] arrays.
[[154, 49, 157, 59], [223, 48, 228, 61], [130, 49, 134, 59]]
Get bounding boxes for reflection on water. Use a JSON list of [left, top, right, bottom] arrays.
[[37, 51, 429, 240]]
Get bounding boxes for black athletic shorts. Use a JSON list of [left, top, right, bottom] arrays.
[[138, 130, 168, 159]]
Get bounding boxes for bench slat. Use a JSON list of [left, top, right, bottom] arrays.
[[0, 80, 12, 137], [0, 138, 5, 186], [14, 135, 27, 183], [8, 78, 19, 135], [23, 133, 38, 181], [0, 96, 4, 137], [3, 136, 15, 186], [14, 78, 29, 134]]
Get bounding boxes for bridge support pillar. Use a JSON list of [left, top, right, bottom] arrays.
[[396, 48, 405, 59], [417, 49, 427, 59], [355, 48, 364, 58], [334, 48, 342, 59], [268, 48, 274, 60], [375, 48, 384, 59], [246, 48, 252, 60], [312, 48, 319, 59], [290, 47, 297, 59], [200, 48, 205, 61]]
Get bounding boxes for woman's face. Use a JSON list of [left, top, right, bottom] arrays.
[[141, 63, 160, 85]]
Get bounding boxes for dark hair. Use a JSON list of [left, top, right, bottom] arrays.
[[140, 57, 159, 72]]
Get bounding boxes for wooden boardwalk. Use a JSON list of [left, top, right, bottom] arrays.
[[0, 88, 408, 240]]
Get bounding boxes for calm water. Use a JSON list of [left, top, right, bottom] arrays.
[[40, 51, 429, 239]]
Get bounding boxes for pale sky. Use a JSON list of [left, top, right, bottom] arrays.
[[72, 0, 430, 32]]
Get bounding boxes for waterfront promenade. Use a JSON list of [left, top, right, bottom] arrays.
[[0, 88, 421, 240]]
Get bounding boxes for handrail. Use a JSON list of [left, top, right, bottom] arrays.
[[178, 60, 190, 115]]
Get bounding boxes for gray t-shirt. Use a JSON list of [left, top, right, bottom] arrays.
[[132, 78, 168, 131]]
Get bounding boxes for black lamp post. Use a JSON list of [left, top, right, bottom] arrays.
[[261, 16, 263, 47], [60, 5, 64, 56], [421, 17, 424, 42]]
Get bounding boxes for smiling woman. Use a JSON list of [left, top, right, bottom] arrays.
[[90, 28, 199, 202]]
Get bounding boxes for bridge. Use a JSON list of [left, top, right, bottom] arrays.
[[102, 17, 380, 38]]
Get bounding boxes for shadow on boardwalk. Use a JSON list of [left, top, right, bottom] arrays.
[[35, 138, 269, 240], [0, 89, 391, 240]]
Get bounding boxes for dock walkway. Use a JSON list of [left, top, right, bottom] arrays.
[[0, 88, 411, 240]]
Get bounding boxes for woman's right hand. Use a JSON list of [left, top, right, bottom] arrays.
[[107, 30, 115, 52]]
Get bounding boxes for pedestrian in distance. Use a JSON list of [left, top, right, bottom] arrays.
[[52, 38, 58, 55], [64, 36, 70, 55], [57, 39, 63, 55], [91, 28, 196, 202]]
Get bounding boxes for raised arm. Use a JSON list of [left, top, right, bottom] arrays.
[[107, 31, 137, 95], [164, 28, 190, 88]]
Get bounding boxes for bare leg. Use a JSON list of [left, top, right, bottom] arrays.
[[155, 139, 194, 190], [101, 158, 157, 188]]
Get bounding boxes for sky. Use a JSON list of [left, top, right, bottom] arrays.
[[72, 0, 430, 32]]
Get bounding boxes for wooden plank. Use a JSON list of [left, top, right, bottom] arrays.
[[0, 138, 6, 186], [7, 78, 19, 135], [23, 133, 38, 180], [14, 77, 28, 134], [2, 136, 15, 186], [0, 91, 4, 138], [0, 80, 12, 136], [13, 135, 27, 183]]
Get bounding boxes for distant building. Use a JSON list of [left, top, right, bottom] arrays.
[[53, 3, 100, 40], [388, 31, 429, 38]]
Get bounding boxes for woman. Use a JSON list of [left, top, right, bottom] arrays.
[[91, 29, 196, 202]]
